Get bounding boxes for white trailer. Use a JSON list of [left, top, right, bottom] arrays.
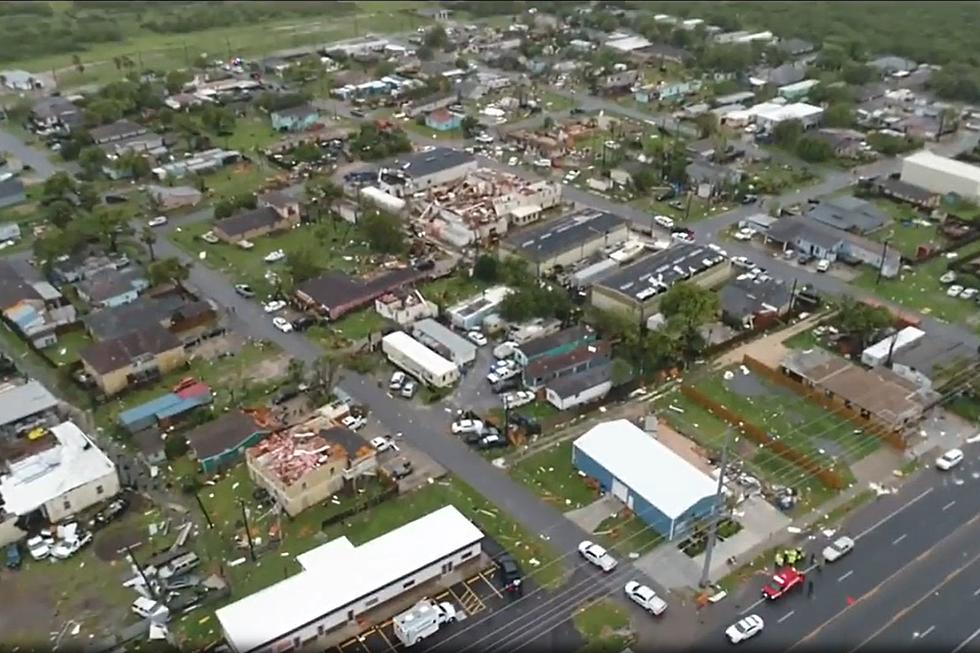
[[381, 331, 460, 388], [393, 600, 457, 647]]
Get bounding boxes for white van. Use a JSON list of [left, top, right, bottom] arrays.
[[132, 597, 169, 621], [158, 552, 200, 579]]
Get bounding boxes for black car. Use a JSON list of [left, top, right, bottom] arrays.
[[491, 376, 521, 394], [656, 189, 676, 201], [291, 315, 316, 331], [497, 554, 523, 595], [570, 107, 586, 115], [390, 459, 413, 480], [273, 385, 300, 405]]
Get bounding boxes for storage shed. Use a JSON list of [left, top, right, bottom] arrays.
[[572, 419, 719, 539]]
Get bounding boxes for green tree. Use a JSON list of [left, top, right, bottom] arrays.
[[201, 104, 236, 136], [285, 246, 320, 283], [795, 135, 834, 162], [417, 45, 434, 61], [660, 282, 719, 344], [361, 209, 406, 254], [473, 255, 499, 283], [460, 115, 480, 138], [148, 257, 191, 291], [837, 297, 893, 348], [424, 25, 448, 49], [78, 146, 107, 178], [44, 200, 75, 229], [631, 166, 658, 193], [772, 119, 804, 147], [164, 434, 190, 460], [141, 226, 158, 261], [823, 103, 854, 128], [500, 285, 572, 322], [164, 69, 193, 94], [77, 183, 100, 211], [694, 112, 719, 138]]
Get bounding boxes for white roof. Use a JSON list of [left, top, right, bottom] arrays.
[[0, 380, 58, 427], [0, 421, 116, 516], [606, 35, 652, 52], [749, 102, 823, 123], [216, 506, 483, 653], [778, 79, 820, 93], [903, 150, 980, 183], [382, 331, 458, 378], [862, 326, 926, 363], [574, 419, 717, 519]]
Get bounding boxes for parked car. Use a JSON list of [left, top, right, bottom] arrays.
[[734, 227, 756, 241], [497, 553, 523, 594], [936, 448, 964, 470], [653, 215, 674, 230], [726, 615, 764, 644], [400, 380, 417, 398], [390, 459, 413, 480], [671, 231, 695, 244], [90, 497, 129, 529], [272, 316, 293, 333], [234, 284, 255, 298], [26, 536, 50, 561], [342, 414, 366, 430], [478, 433, 508, 449], [389, 371, 406, 391], [291, 315, 316, 331], [960, 287, 978, 300], [264, 249, 286, 263], [946, 284, 964, 297], [491, 376, 522, 394], [731, 256, 753, 269], [5, 542, 21, 569], [816, 259, 831, 273], [578, 541, 617, 572], [452, 419, 484, 435], [147, 216, 168, 227], [467, 330, 488, 346], [822, 536, 855, 562], [502, 390, 535, 408], [370, 436, 393, 452], [624, 581, 667, 615], [263, 300, 287, 313], [131, 597, 169, 621]]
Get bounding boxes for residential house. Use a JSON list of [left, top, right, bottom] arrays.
[[686, 159, 742, 197], [0, 175, 26, 210], [187, 411, 271, 474], [271, 104, 320, 132], [499, 209, 629, 276], [523, 340, 610, 390], [84, 293, 218, 345], [89, 120, 164, 156], [213, 206, 300, 244], [805, 196, 888, 235], [30, 97, 82, 133], [631, 43, 693, 66], [152, 148, 241, 180], [889, 336, 977, 391], [544, 365, 613, 411], [812, 129, 865, 159], [514, 325, 597, 367], [411, 318, 477, 367], [764, 215, 900, 277], [76, 268, 149, 309], [777, 79, 820, 101], [868, 56, 918, 76], [407, 93, 457, 118], [0, 69, 42, 91], [749, 62, 807, 88], [719, 274, 793, 330], [0, 261, 76, 348], [147, 185, 204, 210], [0, 421, 119, 539], [0, 379, 60, 439], [777, 38, 816, 57], [117, 380, 212, 434], [296, 268, 426, 321], [0, 222, 20, 243], [425, 108, 463, 132], [686, 138, 746, 163], [595, 69, 640, 96], [446, 286, 512, 331], [80, 324, 187, 396], [49, 253, 122, 285], [874, 178, 939, 210], [374, 289, 436, 326]]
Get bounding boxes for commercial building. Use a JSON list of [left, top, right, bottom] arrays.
[[374, 289, 437, 326], [523, 340, 610, 390], [499, 209, 629, 275], [381, 331, 459, 388], [445, 286, 512, 331], [0, 380, 60, 439], [572, 420, 719, 539], [900, 150, 980, 202], [724, 102, 823, 131], [590, 244, 730, 321], [378, 148, 478, 198], [889, 335, 977, 390], [187, 411, 271, 474], [805, 196, 888, 235], [216, 506, 484, 653], [0, 421, 120, 526], [411, 318, 476, 367]]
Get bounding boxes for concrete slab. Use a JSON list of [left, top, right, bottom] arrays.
[[565, 495, 622, 533], [908, 408, 977, 459], [633, 541, 703, 590], [692, 495, 791, 583]]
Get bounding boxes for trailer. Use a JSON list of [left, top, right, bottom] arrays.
[[393, 600, 457, 647], [381, 331, 460, 388]]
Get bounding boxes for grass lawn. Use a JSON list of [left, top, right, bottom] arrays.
[[171, 217, 373, 300], [171, 467, 564, 648], [852, 239, 980, 334], [42, 329, 94, 366], [537, 90, 577, 113], [947, 395, 980, 423], [635, 194, 731, 224], [422, 273, 490, 309], [403, 120, 463, 141], [868, 198, 943, 259], [511, 440, 598, 510], [221, 115, 282, 154], [572, 599, 632, 653], [594, 511, 664, 557], [744, 161, 817, 195], [203, 161, 281, 202], [307, 309, 389, 349]]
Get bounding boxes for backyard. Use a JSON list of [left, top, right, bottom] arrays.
[[202, 161, 282, 203], [866, 198, 945, 259], [744, 160, 818, 195], [852, 238, 980, 334]]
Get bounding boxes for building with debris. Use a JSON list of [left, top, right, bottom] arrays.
[[374, 289, 437, 326], [247, 421, 377, 517], [445, 285, 513, 331], [418, 169, 563, 246]]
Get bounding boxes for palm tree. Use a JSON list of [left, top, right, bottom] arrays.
[[141, 226, 157, 261], [149, 257, 192, 293]]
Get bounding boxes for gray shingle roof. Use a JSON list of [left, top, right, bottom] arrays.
[[503, 209, 627, 263]]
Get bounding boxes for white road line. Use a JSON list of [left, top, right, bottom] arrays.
[[854, 487, 933, 541], [973, 586, 980, 597], [943, 500, 957, 512], [739, 597, 765, 615], [778, 610, 795, 624], [892, 534, 907, 545], [921, 625, 935, 639], [952, 626, 980, 653], [838, 570, 854, 582]]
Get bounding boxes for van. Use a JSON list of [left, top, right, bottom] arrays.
[[158, 552, 200, 579], [132, 597, 169, 621]]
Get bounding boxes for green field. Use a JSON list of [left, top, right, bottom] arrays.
[[511, 440, 598, 510], [573, 599, 632, 653]]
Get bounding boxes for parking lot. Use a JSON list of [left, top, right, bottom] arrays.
[[331, 563, 509, 653]]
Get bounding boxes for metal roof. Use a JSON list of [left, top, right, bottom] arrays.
[[0, 380, 58, 427], [595, 244, 726, 302], [411, 318, 476, 364], [503, 209, 627, 262]]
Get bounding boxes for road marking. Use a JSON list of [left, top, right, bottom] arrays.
[[920, 625, 935, 639], [952, 626, 980, 653], [943, 500, 957, 511], [973, 586, 980, 596], [778, 610, 795, 623], [376, 625, 398, 653], [892, 534, 907, 545], [854, 487, 933, 541], [838, 570, 854, 582]]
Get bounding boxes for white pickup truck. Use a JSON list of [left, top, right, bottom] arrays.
[[393, 600, 457, 647]]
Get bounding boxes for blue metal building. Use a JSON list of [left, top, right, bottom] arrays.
[[572, 419, 720, 540]]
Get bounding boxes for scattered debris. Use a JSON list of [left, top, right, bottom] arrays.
[[723, 370, 735, 380], [228, 557, 247, 567]]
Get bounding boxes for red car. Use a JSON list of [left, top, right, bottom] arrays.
[[761, 567, 805, 600]]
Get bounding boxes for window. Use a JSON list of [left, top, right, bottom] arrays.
[[317, 625, 325, 636], [96, 485, 104, 495], [460, 550, 473, 561], [63, 499, 71, 510], [365, 597, 379, 608], [403, 579, 415, 589]]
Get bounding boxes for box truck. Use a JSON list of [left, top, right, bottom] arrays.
[[393, 600, 457, 647]]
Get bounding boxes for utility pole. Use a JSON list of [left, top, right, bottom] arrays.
[[875, 237, 891, 285], [126, 545, 156, 600], [700, 427, 735, 588], [885, 326, 900, 367], [194, 492, 214, 529], [788, 278, 799, 313], [239, 499, 256, 562]]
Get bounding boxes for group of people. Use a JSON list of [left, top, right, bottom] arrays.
[[774, 547, 806, 568]]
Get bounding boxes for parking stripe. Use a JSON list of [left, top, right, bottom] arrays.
[[376, 625, 399, 653], [478, 571, 504, 599]]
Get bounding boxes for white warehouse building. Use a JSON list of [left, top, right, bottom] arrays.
[[900, 150, 980, 202], [381, 330, 460, 387], [216, 506, 484, 653]]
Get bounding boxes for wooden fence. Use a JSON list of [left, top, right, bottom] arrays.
[[680, 385, 846, 490], [741, 355, 908, 450]]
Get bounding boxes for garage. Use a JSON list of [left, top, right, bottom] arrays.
[[571, 419, 721, 540]]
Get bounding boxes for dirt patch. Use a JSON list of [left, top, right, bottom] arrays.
[[243, 352, 291, 384]]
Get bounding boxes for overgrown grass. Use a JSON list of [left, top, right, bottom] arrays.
[[573, 599, 632, 653]]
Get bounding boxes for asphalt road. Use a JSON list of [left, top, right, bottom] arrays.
[[698, 438, 980, 650], [0, 127, 71, 179]]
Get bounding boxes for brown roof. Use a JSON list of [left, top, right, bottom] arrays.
[[214, 206, 282, 238], [80, 324, 181, 374], [0, 261, 41, 309], [188, 411, 267, 460], [297, 268, 424, 316]]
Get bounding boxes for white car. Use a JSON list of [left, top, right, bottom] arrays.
[[400, 380, 416, 398], [578, 540, 617, 572], [342, 414, 366, 430], [147, 216, 168, 227], [272, 316, 293, 333], [822, 536, 855, 563], [370, 436, 392, 452], [533, 158, 552, 168], [488, 367, 519, 385], [201, 231, 220, 244], [726, 615, 764, 644], [671, 231, 695, 244], [389, 371, 406, 391], [960, 287, 978, 300], [940, 271, 957, 285], [564, 170, 580, 182], [731, 256, 753, 269], [707, 243, 727, 257], [816, 259, 831, 273], [467, 331, 488, 346], [508, 156, 519, 166], [946, 284, 964, 297], [502, 390, 535, 408], [936, 448, 964, 471], [653, 215, 674, 230], [264, 249, 286, 263], [624, 581, 667, 615], [452, 419, 484, 435], [734, 227, 756, 241], [263, 300, 287, 313], [26, 535, 50, 560]]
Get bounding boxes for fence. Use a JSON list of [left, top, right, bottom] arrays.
[[680, 385, 846, 490], [741, 354, 908, 450], [319, 483, 399, 530]]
